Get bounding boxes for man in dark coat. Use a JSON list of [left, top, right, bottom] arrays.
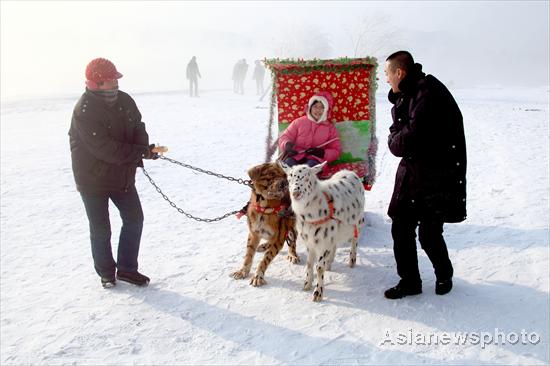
[[383, 51, 467, 299], [69, 58, 166, 288], [186, 56, 201, 97]]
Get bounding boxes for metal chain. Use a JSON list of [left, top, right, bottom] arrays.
[[159, 155, 253, 188], [141, 155, 252, 222]]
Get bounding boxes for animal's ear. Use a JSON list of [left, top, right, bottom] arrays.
[[247, 164, 264, 180], [278, 161, 291, 174], [311, 161, 327, 175]]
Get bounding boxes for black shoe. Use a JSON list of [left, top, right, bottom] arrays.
[[101, 277, 116, 289], [116, 271, 150, 286], [435, 279, 453, 295], [384, 280, 422, 299]]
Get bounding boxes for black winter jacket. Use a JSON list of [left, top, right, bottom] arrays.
[[69, 89, 150, 193], [387, 64, 467, 223]]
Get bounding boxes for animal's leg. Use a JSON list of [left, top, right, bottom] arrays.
[[286, 230, 300, 264], [349, 234, 358, 268], [250, 237, 284, 287], [231, 232, 260, 279], [313, 250, 330, 302], [359, 216, 366, 232], [326, 246, 336, 271], [303, 247, 314, 291]]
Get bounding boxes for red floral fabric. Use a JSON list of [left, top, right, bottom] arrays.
[[275, 68, 372, 124]]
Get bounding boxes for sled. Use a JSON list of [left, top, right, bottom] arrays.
[[264, 58, 378, 190]]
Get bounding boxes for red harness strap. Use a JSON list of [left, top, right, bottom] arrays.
[[308, 192, 359, 239], [236, 202, 289, 220], [310, 192, 336, 225]]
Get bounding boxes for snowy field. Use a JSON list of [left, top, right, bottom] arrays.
[[1, 86, 549, 365]]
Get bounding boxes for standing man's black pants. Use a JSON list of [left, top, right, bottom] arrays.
[[80, 186, 144, 279], [391, 215, 453, 285]]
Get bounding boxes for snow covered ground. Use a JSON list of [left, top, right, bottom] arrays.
[[1, 86, 549, 365]]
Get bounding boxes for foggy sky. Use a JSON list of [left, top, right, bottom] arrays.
[[1, 1, 548, 100]]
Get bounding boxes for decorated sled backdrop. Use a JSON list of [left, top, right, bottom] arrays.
[[264, 58, 378, 190]]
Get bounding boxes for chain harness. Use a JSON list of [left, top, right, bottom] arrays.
[[142, 87, 283, 223], [141, 155, 252, 223]]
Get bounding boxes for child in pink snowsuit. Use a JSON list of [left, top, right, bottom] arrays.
[[279, 91, 342, 172]]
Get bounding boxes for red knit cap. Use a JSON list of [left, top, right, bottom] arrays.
[[85, 58, 123, 89]]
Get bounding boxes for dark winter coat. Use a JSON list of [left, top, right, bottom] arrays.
[[69, 89, 150, 193], [387, 63, 467, 223]]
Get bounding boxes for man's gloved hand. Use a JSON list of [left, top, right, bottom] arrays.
[[144, 144, 168, 160], [143, 144, 159, 160], [284, 141, 298, 157], [305, 147, 324, 158]]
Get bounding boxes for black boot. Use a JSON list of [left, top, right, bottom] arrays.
[[101, 277, 116, 289], [116, 271, 150, 286], [435, 279, 453, 295], [384, 280, 422, 299]]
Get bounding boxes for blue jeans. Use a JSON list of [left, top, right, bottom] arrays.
[[284, 157, 319, 167], [80, 186, 144, 279]]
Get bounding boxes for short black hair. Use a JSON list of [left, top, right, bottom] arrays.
[[386, 51, 414, 73]]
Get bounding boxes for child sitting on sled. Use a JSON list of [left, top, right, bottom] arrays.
[[278, 91, 342, 173]]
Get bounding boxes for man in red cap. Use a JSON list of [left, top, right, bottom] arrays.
[[69, 58, 167, 288]]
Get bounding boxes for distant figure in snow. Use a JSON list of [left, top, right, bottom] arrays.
[[383, 50, 467, 299], [232, 59, 248, 94], [278, 91, 341, 177], [69, 58, 168, 289], [186, 56, 201, 97], [252, 60, 266, 95], [232, 60, 240, 93]]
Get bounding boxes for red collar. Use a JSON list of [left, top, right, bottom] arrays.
[[253, 202, 288, 215]]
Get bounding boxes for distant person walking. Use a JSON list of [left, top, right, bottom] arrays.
[[186, 56, 201, 97], [232, 60, 240, 94], [252, 60, 266, 95], [69, 58, 167, 288], [232, 59, 248, 95], [383, 50, 467, 300]]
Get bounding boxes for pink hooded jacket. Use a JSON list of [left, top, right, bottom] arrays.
[[278, 91, 342, 163]]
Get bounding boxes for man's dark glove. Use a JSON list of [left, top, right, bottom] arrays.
[[284, 141, 298, 157], [144, 144, 159, 160], [305, 147, 324, 158]]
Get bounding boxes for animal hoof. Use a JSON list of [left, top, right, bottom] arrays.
[[250, 275, 266, 287], [256, 243, 268, 252], [287, 254, 300, 264], [349, 257, 356, 268], [313, 290, 323, 302], [231, 270, 248, 280]]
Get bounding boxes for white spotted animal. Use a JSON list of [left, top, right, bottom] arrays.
[[280, 161, 365, 302]]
